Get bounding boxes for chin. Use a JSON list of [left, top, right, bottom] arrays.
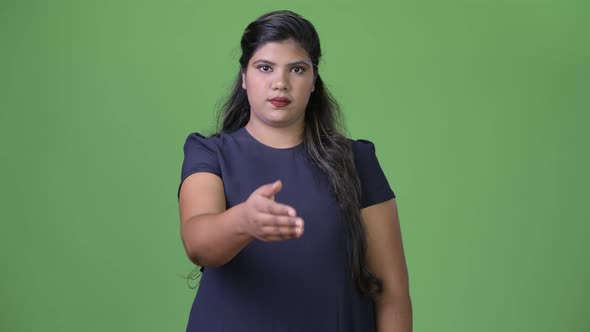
[[262, 113, 296, 125]]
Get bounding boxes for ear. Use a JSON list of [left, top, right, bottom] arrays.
[[241, 71, 247, 90], [311, 75, 316, 92]]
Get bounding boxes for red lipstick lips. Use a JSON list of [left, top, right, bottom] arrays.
[[269, 96, 291, 108]]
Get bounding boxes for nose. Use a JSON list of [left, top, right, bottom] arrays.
[[272, 70, 289, 91]]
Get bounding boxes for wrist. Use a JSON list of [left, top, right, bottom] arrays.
[[229, 203, 250, 237]]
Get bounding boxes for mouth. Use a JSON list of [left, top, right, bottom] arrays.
[[269, 97, 291, 108]]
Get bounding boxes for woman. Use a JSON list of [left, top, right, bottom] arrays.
[[177, 10, 412, 332]]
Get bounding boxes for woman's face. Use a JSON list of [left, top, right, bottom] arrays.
[[242, 38, 316, 129]]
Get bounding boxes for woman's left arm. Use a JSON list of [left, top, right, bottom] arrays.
[[362, 198, 413, 332]]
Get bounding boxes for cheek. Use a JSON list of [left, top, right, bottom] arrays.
[[296, 79, 315, 95], [247, 76, 265, 91], [241, 71, 248, 89], [301, 76, 315, 88], [245, 80, 267, 106]]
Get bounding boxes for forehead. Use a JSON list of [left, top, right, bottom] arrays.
[[249, 39, 310, 63]]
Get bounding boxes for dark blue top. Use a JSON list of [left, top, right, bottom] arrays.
[[178, 126, 396, 332]]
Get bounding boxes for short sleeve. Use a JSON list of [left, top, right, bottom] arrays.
[[352, 139, 396, 209], [177, 132, 221, 199]]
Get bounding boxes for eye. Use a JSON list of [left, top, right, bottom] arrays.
[[291, 66, 305, 74], [257, 65, 272, 72]]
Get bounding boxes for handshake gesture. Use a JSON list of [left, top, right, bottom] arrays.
[[239, 180, 304, 242]]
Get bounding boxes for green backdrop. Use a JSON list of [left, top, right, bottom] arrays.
[[1, 0, 588, 331]]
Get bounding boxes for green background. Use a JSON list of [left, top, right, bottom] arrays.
[[1, 0, 588, 331]]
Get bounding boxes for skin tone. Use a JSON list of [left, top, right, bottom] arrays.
[[241, 38, 316, 149], [179, 37, 412, 331], [363, 199, 413, 331]]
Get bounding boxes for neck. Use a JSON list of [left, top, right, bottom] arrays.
[[245, 120, 304, 149]]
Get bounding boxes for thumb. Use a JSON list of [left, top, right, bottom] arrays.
[[255, 180, 282, 199]]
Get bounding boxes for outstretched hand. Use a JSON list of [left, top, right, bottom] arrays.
[[239, 180, 304, 242]]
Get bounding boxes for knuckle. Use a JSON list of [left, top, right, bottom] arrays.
[[280, 204, 290, 214], [251, 196, 262, 208]]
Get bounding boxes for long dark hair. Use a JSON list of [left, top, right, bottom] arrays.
[[188, 10, 383, 299]]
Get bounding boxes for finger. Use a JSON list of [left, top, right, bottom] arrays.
[[260, 224, 302, 240], [263, 235, 295, 242], [259, 199, 297, 217], [254, 180, 282, 199], [258, 213, 302, 228], [261, 224, 304, 241]]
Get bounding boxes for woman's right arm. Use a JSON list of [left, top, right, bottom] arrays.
[[178, 173, 303, 268]]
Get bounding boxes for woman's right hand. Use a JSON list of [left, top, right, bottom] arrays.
[[239, 180, 304, 242]]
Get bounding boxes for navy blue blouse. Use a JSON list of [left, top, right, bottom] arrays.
[[178, 126, 395, 332]]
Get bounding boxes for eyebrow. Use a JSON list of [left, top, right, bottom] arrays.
[[252, 59, 311, 67]]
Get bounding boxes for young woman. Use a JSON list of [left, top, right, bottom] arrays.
[[177, 10, 412, 332]]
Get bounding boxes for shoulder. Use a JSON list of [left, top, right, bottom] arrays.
[[178, 131, 231, 198], [348, 137, 379, 164], [182, 129, 237, 153], [180, 130, 235, 175], [347, 137, 396, 207], [183, 131, 221, 147], [180, 129, 241, 171]]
